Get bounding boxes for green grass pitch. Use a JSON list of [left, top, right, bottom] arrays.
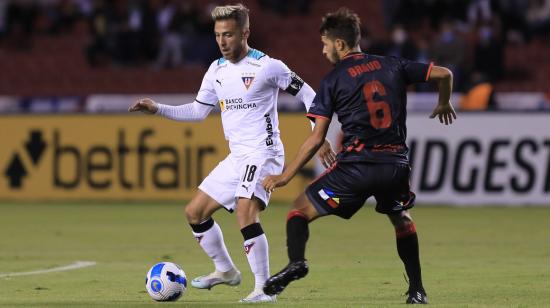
[[1, 202, 549, 307]]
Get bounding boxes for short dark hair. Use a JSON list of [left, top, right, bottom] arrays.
[[211, 4, 250, 29], [320, 7, 361, 48]]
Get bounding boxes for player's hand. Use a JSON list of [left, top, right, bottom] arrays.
[[317, 139, 337, 168], [129, 98, 159, 114], [262, 174, 289, 193], [429, 102, 457, 125]]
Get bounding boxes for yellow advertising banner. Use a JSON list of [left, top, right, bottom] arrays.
[[0, 114, 314, 201]]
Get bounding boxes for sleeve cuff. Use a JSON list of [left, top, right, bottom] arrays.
[[306, 113, 331, 122], [155, 103, 164, 115], [425, 62, 434, 81]]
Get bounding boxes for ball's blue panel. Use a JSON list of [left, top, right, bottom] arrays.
[[150, 263, 165, 278]]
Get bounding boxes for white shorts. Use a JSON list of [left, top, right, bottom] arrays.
[[198, 153, 284, 212]]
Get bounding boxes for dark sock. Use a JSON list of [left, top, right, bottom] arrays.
[[286, 211, 309, 262], [240, 222, 264, 240], [396, 223, 423, 291], [189, 217, 214, 233]]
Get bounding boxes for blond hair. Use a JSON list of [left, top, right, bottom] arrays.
[[211, 4, 250, 29]]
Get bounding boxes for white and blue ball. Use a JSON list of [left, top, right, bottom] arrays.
[[145, 262, 187, 301]]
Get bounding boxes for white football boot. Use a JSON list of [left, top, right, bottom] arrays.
[[239, 289, 277, 303], [191, 268, 241, 290]]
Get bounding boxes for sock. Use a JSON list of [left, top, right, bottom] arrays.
[[190, 218, 235, 273], [395, 222, 424, 291], [241, 223, 269, 291], [286, 210, 309, 262]]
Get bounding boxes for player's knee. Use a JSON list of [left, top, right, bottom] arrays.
[[184, 204, 203, 225], [394, 220, 417, 238]]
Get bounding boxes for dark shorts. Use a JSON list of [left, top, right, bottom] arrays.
[[305, 162, 416, 219]]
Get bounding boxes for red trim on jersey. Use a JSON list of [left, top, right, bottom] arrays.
[[425, 62, 434, 81], [287, 210, 308, 221], [396, 222, 417, 238], [310, 161, 338, 185], [306, 113, 330, 121], [342, 52, 364, 60]]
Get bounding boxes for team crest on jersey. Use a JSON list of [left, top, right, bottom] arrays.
[[241, 73, 255, 90]]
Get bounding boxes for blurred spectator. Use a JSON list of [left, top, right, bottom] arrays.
[[111, 1, 141, 66], [467, 0, 493, 27], [430, 20, 467, 91], [259, 0, 311, 16], [459, 72, 497, 110], [492, 0, 530, 43], [0, 1, 8, 42], [473, 21, 504, 81], [386, 25, 418, 60], [46, 0, 79, 34], [527, 0, 550, 37], [138, 0, 161, 63], [85, 0, 113, 67], [5, 0, 38, 50], [154, 0, 184, 69], [182, 4, 218, 66]]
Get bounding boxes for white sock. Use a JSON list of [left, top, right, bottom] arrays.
[[192, 221, 235, 273], [243, 233, 269, 291]]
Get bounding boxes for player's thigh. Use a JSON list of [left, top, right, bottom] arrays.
[[234, 154, 284, 209], [198, 154, 242, 212], [373, 163, 417, 214], [305, 162, 370, 219], [185, 190, 224, 224]]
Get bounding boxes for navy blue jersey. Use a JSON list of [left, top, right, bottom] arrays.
[[308, 53, 432, 164]]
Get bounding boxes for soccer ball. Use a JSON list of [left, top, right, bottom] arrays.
[[145, 262, 187, 301]]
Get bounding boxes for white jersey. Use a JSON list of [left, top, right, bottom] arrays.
[[193, 48, 314, 156]]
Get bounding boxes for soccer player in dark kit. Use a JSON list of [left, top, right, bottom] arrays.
[[261, 7, 456, 304]]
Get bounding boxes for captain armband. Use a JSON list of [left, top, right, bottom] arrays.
[[284, 72, 305, 96]]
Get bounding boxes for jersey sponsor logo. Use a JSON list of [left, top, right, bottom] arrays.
[[218, 98, 257, 112], [264, 113, 274, 146], [285, 72, 304, 96], [347, 60, 382, 77]]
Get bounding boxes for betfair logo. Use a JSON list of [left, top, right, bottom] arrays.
[[3, 128, 217, 190], [4, 130, 47, 188]]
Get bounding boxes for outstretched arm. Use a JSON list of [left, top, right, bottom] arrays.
[[427, 66, 457, 125], [297, 83, 336, 168], [262, 117, 331, 192], [129, 98, 213, 122]]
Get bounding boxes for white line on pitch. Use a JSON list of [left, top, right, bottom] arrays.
[[0, 261, 97, 278]]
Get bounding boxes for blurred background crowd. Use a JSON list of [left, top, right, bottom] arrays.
[[0, 0, 549, 111]]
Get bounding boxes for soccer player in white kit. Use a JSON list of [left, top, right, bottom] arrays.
[[129, 4, 336, 303]]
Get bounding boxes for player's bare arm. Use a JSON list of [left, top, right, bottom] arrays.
[[128, 98, 159, 114], [428, 65, 457, 125], [262, 117, 331, 192]]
